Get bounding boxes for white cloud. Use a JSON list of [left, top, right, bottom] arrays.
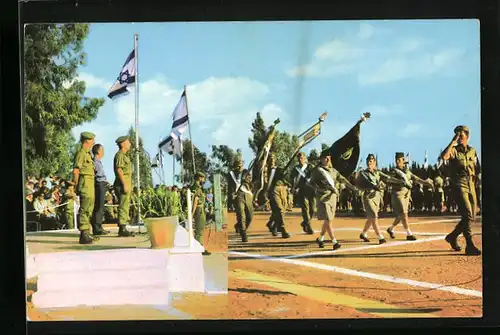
[[285, 23, 466, 85], [63, 72, 113, 91], [398, 123, 422, 137], [364, 104, 404, 117]]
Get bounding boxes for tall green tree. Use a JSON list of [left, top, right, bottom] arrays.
[[210, 145, 242, 175], [308, 148, 320, 165], [24, 24, 105, 177], [127, 127, 153, 189], [176, 139, 212, 185]]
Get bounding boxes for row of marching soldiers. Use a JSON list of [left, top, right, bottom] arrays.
[[227, 125, 481, 256]]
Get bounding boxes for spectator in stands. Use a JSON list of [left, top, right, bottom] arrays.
[[33, 191, 60, 230]]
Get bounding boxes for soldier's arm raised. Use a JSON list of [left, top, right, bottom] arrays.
[[380, 171, 404, 185], [441, 133, 459, 161]]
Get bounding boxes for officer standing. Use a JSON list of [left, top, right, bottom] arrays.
[[191, 171, 211, 256], [113, 136, 135, 237], [441, 125, 481, 256], [290, 152, 315, 234], [72, 132, 97, 244]]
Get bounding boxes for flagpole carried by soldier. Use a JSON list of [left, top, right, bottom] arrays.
[[72, 132, 98, 244], [356, 154, 405, 244], [191, 171, 211, 255], [113, 136, 136, 237], [290, 151, 315, 235], [440, 125, 481, 256], [386, 152, 434, 241], [308, 150, 359, 250]]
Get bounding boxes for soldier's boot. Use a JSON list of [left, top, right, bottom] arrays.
[[271, 224, 278, 237], [333, 242, 342, 250], [306, 222, 314, 235], [359, 233, 370, 242], [240, 230, 248, 243], [79, 230, 93, 245], [445, 234, 462, 251], [234, 224, 240, 234], [266, 220, 274, 233], [386, 228, 396, 239], [300, 221, 307, 233], [465, 237, 481, 256], [280, 227, 290, 239], [406, 235, 417, 241], [316, 237, 325, 248], [118, 225, 135, 237]]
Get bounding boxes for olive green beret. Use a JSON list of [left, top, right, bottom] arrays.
[[115, 135, 130, 144], [80, 132, 96, 141], [25, 188, 33, 196], [195, 171, 206, 179], [454, 125, 470, 134], [320, 150, 330, 158], [395, 152, 405, 160], [366, 153, 376, 161]]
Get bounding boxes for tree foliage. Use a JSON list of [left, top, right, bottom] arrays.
[[210, 145, 242, 174], [24, 24, 105, 177], [127, 126, 153, 189], [176, 139, 211, 185]]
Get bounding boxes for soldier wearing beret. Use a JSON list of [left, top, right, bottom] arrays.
[[290, 152, 315, 235], [113, 136, 135, 237], [308, 150, 358, 250], [386, 152, 434, 241], [72, 132, 97, 244], [228, 156, 253, 242], [441, 125, 481, 255], [191, 171, 211, 255], [356, 154, 405, 244]]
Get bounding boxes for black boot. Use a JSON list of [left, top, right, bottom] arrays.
[[234, 224, 240, 234], [118, 225, 135, 237], [266, 221, 274, 233], [333, 242, 342, 250], [271, 224, 278, 237], [306, 222, 314, 235], [359, 233, 370, 242], [240, 230, 248, 243], [465, 238, 481, 256], [386, 228, 396, 239], [300, 221, 307, 233], [281, 227, 291, 239], [316, 237, 324, 248], [79, 230, 93, 244], [445, 234, 461, 251]]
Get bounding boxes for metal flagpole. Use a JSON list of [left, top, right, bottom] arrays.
[[173, 153, 175, 185], [184, 85, 197, 177], [134, 33, 143, 232]]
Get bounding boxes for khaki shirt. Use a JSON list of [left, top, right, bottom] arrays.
[[391, 167, 424, 194], [434, 176, 444, 193], [309, 165, 351, 203], [73, 148, 94, 176], [191, 182, 205, 210], [114, 151, 132, 185], [448, 145, 477, 188]]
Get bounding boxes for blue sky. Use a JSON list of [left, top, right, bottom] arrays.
[[71, 20, 481, 186]]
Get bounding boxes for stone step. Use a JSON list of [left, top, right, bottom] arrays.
[[37, 267, 169, 292], [33, 249, 170, 273], [31, 285, 170, 308]]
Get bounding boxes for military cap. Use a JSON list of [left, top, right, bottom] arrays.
[[25, 188, 33, 196], [454, 125, 470, 135], [195, 171, 206, 179], [320, 150, 331, 158], [80, 132, 96, 141], [115, 135, 130, 144], [366, 153, 376, 161], [395, 152, 405, 160]]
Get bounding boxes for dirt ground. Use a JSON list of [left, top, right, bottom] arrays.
[[26, 223, 228, 321], [228, 209, 482, 319]]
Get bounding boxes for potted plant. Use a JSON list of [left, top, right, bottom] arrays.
[[140, 186, 186, 249]]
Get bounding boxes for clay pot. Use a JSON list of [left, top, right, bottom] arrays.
[[145, 217, 178, 249]]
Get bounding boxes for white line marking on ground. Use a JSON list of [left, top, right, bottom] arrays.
[[228, 251, 482, 298], [205, 290, 228, 295], [282, 236, 447, 259]]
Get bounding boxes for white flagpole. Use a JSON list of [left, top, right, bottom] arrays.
[[134, 33, 142, 231]]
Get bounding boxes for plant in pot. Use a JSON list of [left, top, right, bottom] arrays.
[[140, 186, 186, 249]]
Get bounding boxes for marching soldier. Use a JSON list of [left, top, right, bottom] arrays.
[[356, 154, 405, 244], [441, 125, 481, 255], [309, 150, 358, 250], [434, 171, 445, 214], [191, 171, 211, 255], [228, 157, 253, 242], [386, 152, 434, 241], [113, 136, 135, 237], [72, 132, 97, 244], [290, 152, 315, 234], [267, 154, 291, 239]]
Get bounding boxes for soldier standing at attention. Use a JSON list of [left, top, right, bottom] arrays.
[[356, 154, 405, 244], [72, 132, 97, 244], [191, 171, 211, 255], [441, 125, 481, 255], [386, 152, 434, 241], [113, 136, 135, 237], [290, 152, 315, 235], [309, 150, 358, 250]]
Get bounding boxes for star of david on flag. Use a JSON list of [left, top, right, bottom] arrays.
[[107, 49, 136, 100]]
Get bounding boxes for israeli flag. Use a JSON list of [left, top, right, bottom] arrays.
[[423, 150, 429, 170], [159, 90, 189, 157], [107, 49, 136, 100]]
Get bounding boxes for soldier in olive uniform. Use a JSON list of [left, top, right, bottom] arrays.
[[267, 161, 291, 239], [441, 125, 481, 255], [72, 132, 98, 244], [191, 171, 211, 255], [113, 136, 135, 237], [308, 150, 359, 250], [63, 182, 76, 229], [434, 172, 445, 214], [386, 152, 434, 241], [356, 154, 405, 244], [290, 152, 315, 234], [228, 157, 254, 241]]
